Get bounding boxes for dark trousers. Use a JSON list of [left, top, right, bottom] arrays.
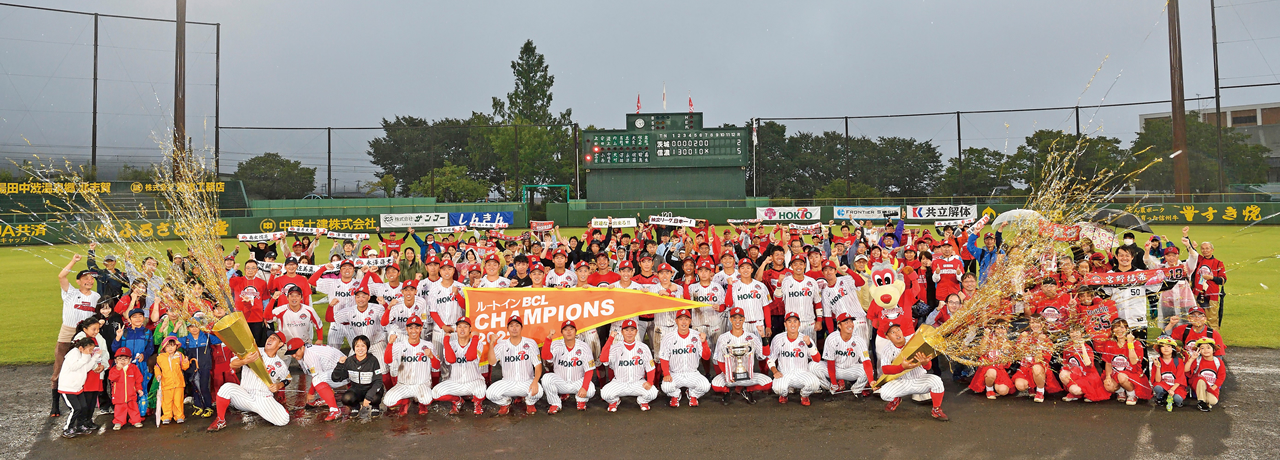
[[249, 321, 271, 347], [60, 392, 92, 431], [341, 385, 384, 408]]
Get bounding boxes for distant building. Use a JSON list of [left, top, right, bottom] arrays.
[[1139, 102, 1280, 182]]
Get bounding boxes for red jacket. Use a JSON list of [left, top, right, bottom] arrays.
[[107, 363, 144, 405]]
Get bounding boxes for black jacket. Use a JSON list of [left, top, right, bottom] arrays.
[[331, 353, 384, 399]]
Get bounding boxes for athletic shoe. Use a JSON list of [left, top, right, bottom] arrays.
[[547, 406, 560, 415], [689, 397, 699, 407], [721, 392, 732, 405], [473, 401, 484, 415], [449, 400, 461, 415], [1062, 395, 1079, 402], [1034, 394, 1045, 403], [742, 391, 757, 405], [669, 397, 680, 408], [370, 408, 381, 417], [576, 401, 587, 411], [324, 409, 340, 422], [95, 408, 110, 417], [778, 396, 788, 405], [49, 412, 60, 418], [525, 404, 537, 415], [607, 402, 618, 412], [202, 407, 214, 418], [986, 390, 997, 400], [1154, 394, 1167, 406], [931, 407, 949, 421], [162, 419, 171, 425], [861, 390, 873, 397], [885, 397, 901, 412], [639, 403, 651, 411], [175, 418, 185, 424], [132, 423, 143, 428], [417, 403, 429, 416], [184, 396, 193, 405], [61, 429, 76, 439], [1198, 401, 1211, 412], [498, 405, 511, 415], [1125, 395, 1137, 406], [112, 424, 122, 431], [800, 396, 811, 406], [75, 425, 93, 435], [206, 419, 226, 432], [307, 399, 326, 408]]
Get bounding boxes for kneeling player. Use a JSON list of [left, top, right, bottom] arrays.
[[541, 320, 597, 413], [967, 320, 1014, 399], [768, 312, 823, 406], [659, 309, 712, 407], [431, 316, 488, 415], [1187, 337, 1225, 412], [486, 315, 544, 415], [295, 339, 349, 422], [207, 332, 292, 431], [600, 320, 659, 412], [875, 324, 948, 421], [812, 313, 873, 397], [383, 316, 439, 416], [1011, 315, 1061, 403], [711, 308, 772, 405]]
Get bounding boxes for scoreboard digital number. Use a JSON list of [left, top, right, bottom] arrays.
[[582, 112, 748, 169]]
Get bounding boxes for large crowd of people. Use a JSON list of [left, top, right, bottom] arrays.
[[50, 219, 1229, 438]]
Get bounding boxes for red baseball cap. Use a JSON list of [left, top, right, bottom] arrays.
[[676, 309, 692, 318], [484, 253, 501, 262], [425, 255, 441, 265], [456, 316, 473, 326], [405, 316, 424, 327], [835, 312, 855, 323], [529, 262, 546, 273], [790, 256, 807, 266], [439, 259, 456, 269], [353, 285, 370, 295], [784, 312, 801, 321], [553, 248, 568, 257], [283, 337, 305, 355], [574, 261, 591, 270], [560, 320, 577, 330], [821, 259, 838, 270], [114, 347, 132, 358], [401, 280, 418, 291], [1090, 253, 1105, 261], [657, 263, 675, 273], [737, 258, 755, 268], [729, 307, 745, 317], [272, 331, 287, 344], [1188, 306, 1206, 315], [620, 319, 638, 329], [617, 260, 635, 270], [1164, 246, 1180, 255], [507, 314, 523, 325], [696, 258, 715, 271]]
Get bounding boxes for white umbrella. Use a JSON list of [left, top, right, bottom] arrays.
[[991, 209, 1042, 227]]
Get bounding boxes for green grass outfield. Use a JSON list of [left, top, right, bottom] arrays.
[[3, 225, 1277, 364]]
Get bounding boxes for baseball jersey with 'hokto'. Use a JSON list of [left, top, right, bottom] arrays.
[[443, 334, 486, 383], [659, 330, 711, 373], [605, 339, 655, 383], [493, 337, 542, 382], [544, 269, 577, 289], [386, 339, 438, 385], [342, 304, 386, 344], [544, 338, 596, 382], [726, 279, 771, 324], [779, 275, 822, 323], [769, 334, 817, 374], [241, 347, 291, 395]]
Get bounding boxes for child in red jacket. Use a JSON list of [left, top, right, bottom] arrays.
[[107, 347, 145, 429]]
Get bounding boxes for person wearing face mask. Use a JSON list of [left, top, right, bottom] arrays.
[[1111, 232, 1147, 271]]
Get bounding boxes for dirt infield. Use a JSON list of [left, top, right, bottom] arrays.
[[4, 348, 1278, 460]]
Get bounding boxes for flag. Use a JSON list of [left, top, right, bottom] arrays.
[[636, 93, 641, 114], [688, 93, 693, 113], [662, 82, 667, 111]]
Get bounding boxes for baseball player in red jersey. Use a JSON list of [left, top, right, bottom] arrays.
[[541, 320, 597, 413], [486, 315, 545, 415], [659, 310, 712, 407], [875, 324, 948, 421], [711, 308, 772, 404], [431, 316, 488, 415], [1097, 319, 1152, 405], [383, 316, 439, 416], [586, 253, 620, 286], [814, 313, 874, 397], [967, 321, 1015, 399], [207, 332, 292, 431], [768, 313, 823, 405], [600, 320, 659, 412], [1011, 315, 1061, 403], [1186, 337, 1226, 411]]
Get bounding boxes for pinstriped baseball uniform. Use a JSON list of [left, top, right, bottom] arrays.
[[431, 334, 487, 400], [384, 339, 438, 406], [541, 338, 596, 408], [711, 330, 772, 389], [485, 337, 545, 406], [215, 347, 290, 426], [600, 340, 658, 404], [812, 331, 871, 391], [659, 330, 711, 398], [877, 336, 944, 401], [769, 333, 823, 397]]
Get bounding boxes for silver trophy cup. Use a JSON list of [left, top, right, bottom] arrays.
[[726, 344, 754, 383]]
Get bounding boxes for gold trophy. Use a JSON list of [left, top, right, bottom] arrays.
[[725, 344, 755, 383], [211, 312, 271, 384], [872, 324, 941, 388]]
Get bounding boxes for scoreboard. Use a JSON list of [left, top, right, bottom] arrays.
[[583, 112, 748, 202], [583, 113, 748, 169]]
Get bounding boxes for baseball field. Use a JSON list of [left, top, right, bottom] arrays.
[[2, 224, 1276, 364]]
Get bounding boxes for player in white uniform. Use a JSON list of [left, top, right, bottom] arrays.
[[383, 316, 439, 416], [207, 333, 293, 431], [725, 259, 772, 340], [381, 283, 422, 349], [568, 262, 603, 357], [778, 258, 823, 342], [540, 320, 597, 413], [292, 339, 349, 421], [686, 259, 727, 346], [608, 261, 652, 340], [474, 254, 512, 288], [820, 260, 870, 345], [369, 264, 406, 309], [599, 319, 659, 412], [659, 310, 712, 407], [425, 260, 465, 376], [431, 316, 488, 415], [342, 287, 387, 374], [312, 261, 362, 349], [813, 313, 874, 397], [710, 251, 740, 291], [648, 263, 685, 357], [711, 307, 773, 405], [272, 286, 323, 345], [874, 323, 948, 421], [486, 315, 545, 415], [768, 312, 824, 405], [544, 249, 577, 288]]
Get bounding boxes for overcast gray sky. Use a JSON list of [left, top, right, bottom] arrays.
[[2, 0, 1278, 193]]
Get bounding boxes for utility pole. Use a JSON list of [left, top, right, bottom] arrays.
[[326, 128, 332, 197], [844, 117, 851, 198], [956, 112, 964, 196], [1168, 0, 1191, 201], [1210, 0, 1225, 195], [214, 23, 221, 176], [173, 0, 187, 178]]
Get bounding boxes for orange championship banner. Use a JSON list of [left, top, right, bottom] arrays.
[[463, 287, 707, 360]]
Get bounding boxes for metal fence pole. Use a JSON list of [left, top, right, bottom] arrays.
[[91, 14, 98, 170]]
